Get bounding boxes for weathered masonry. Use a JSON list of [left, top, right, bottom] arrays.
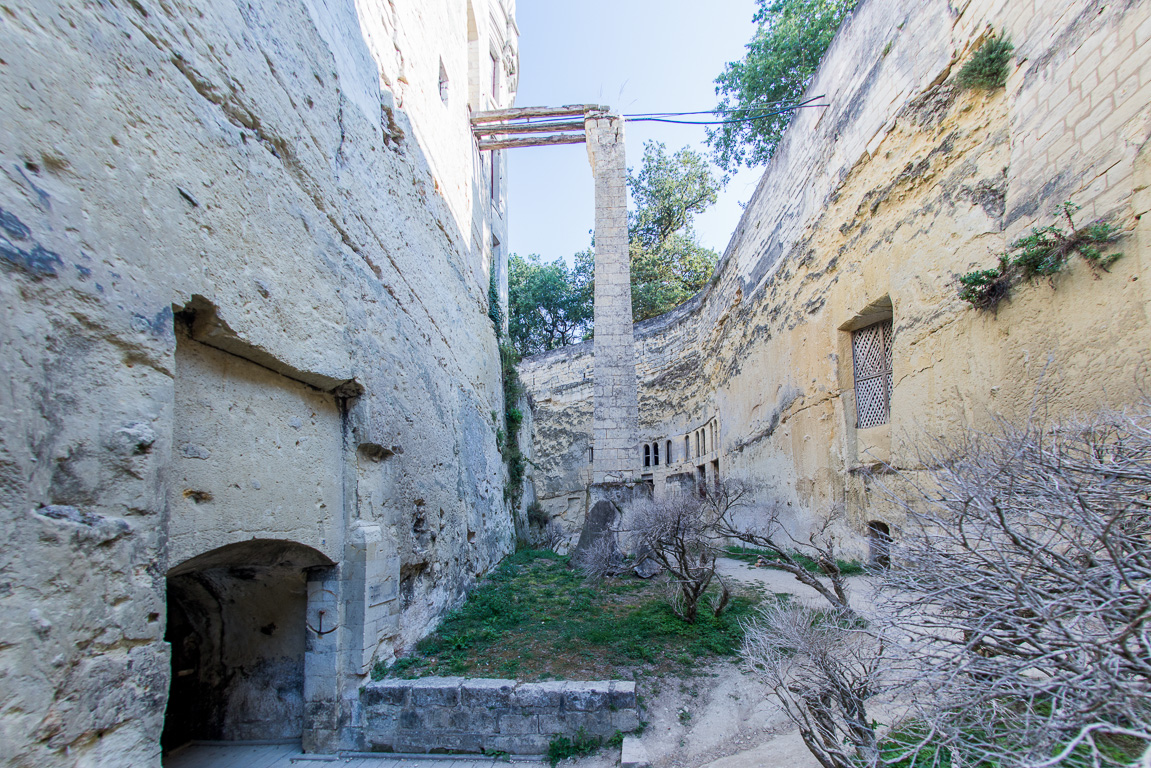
[[520, 0, 1151, 557], [468, 106, 642, 501], [358, 677, 639, 754], [0, 0, 524, 764]]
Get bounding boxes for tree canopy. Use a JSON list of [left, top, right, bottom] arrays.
[[507, 252, 592, 357], [708, 0, 857, 173], [627, 141, 720, 321]]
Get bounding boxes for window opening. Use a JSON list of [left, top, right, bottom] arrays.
[[666, 440, 672, 464], [685, 436, 690, 460], [490, 51, 499, 101], [852, 319, 893, 429], [643, 444, 650, 468], [868, 521, 892, 568], [438, 58, 449, 104], [490, 151, 499, 203], [653, 442, 659, 466]]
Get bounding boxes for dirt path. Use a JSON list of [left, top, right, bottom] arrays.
[[564, 558, 873, 768]]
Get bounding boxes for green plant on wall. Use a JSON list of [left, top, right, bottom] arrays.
[[958, 201, 1123, 311], [956, 32, 1014, 90], [490, 266, 527, 507]]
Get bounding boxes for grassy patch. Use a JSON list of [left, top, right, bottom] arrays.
[[374, 549, 763, 681], [878, 720, 1147, 768], [725, 545, 866, 576]]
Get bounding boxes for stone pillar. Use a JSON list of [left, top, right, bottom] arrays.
[[585, 115, 639, 484], [303, 566, 341, 753]]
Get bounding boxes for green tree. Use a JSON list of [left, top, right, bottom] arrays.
[[507, 253, 592, 357], [627, 141, 721, 321], [506, 142, 721, 348], [708, 0, 857, 172]]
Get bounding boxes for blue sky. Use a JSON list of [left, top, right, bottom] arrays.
[[506, 0, 764, 266]]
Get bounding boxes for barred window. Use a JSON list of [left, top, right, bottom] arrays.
[[852, 319, 893, 429]]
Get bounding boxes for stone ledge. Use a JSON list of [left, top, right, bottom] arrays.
[[359, 677, 640, 755]]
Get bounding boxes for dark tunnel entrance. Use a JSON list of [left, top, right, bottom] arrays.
[[162, 539, 334, 751]]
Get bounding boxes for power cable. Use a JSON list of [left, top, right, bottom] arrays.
[[625, 96, 828, 125], [622, 95, 826, 118]]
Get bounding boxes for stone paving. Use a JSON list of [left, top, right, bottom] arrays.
[[163, 742, 542, 768]]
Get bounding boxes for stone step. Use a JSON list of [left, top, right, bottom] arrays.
[[620, 736, 650, 768]]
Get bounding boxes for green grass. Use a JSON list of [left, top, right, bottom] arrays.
[[547, 728, 604, 766], [878, 719, 1147, 768], [725, 545, 866, 576], [373, 549, 763, 681]]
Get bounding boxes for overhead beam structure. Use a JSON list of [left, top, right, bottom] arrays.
[[470, 105, 640, 485], [470, 103, 608, 150]]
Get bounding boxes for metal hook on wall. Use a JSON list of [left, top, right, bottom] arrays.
[[306, 609, 339, 637]]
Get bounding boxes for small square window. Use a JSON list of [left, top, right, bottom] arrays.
[[852, 319, 893, 429]]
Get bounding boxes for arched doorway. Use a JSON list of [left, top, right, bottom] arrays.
[[868, 521, 892, 569], [162, 540, 335, 751]]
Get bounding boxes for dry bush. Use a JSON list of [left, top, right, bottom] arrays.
[[728, 483, 888, 767], [742, 601, 886, 768], [625, 491, 730, 623], [572, 532, 626, 581], [713, 484, 855, 613], [878, 407, 1151, 767]]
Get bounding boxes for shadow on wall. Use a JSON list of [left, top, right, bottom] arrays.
[[163, 540, 335, 750]]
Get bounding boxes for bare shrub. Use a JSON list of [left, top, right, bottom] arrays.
[[531, 520, 566, 552], [723, 486, 889, 767], [714, 485, 855, 613], [626, 492, 730, 623], [878, 407, 1151, 766], [573, 532, 625, 581], [742, 600, 886, 768]]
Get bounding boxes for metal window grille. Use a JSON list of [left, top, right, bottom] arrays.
[[852, 319, 893, 429]]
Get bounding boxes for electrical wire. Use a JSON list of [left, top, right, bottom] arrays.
[[625, 96, 828, 125], [621, 95, 826, 118]]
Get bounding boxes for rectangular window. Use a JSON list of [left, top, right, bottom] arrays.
[[852, 319, 893, 429], [490, 51, 499, 100], [490, 150, 499, 203]]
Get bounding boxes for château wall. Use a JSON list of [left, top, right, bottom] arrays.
[[0, 0, 521, 764], [520, 0, 1151, 556]]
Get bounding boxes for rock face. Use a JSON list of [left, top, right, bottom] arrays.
[[0, 0, 524, 764], [520, 0, 1151, 558]]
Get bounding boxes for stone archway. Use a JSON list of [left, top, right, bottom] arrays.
[[162, 539, 335, 751]]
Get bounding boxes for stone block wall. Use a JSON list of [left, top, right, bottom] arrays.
[[0, 0, 520, 763], [520, 0, 1151, 559], [357, 678, 639, 755]]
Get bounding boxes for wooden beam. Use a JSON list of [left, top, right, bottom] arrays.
[[472, 120, 587, 137], [477, 134, 587, 151], [471, 104, 609, 124]]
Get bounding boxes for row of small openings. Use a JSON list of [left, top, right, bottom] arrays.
[[642, 440, 674, 468], [687, 419, 717, 462]]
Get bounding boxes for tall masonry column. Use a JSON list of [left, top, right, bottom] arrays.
[[586, 115, 639, 484]]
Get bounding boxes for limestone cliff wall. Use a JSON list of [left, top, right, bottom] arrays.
[[521, 0, 1151, 554], [0, 0, 520, 764]]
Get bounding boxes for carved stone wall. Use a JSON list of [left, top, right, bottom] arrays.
[[0, 0, 521, 763], [521, 0, 1151, 556]]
